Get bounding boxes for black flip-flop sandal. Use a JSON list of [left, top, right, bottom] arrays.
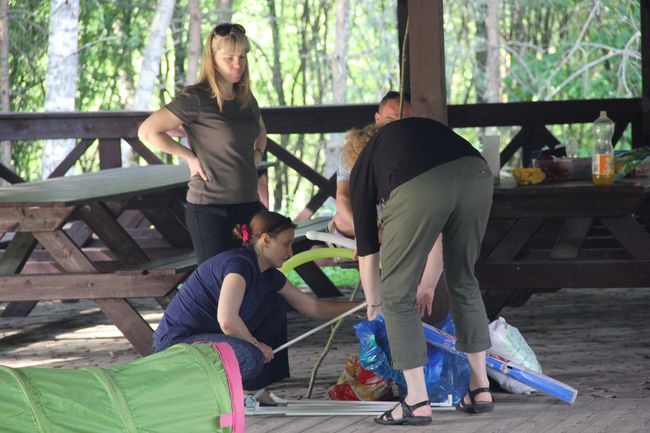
[[374, 399, 432, 426], [455, 387, 495, 414]]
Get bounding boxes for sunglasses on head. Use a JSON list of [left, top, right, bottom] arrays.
[[213, 23, 246, 37]]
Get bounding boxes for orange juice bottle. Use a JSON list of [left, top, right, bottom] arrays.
[[592, 111, 615, 185]]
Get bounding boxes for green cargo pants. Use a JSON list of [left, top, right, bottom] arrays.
[[379, 156, 493, 370]]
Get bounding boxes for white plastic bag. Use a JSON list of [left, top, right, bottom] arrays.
[[487, 317, 542, 394]]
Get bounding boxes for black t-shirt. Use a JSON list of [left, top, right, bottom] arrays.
[[165, 85, 261, 205], [349, 117, 484, 256]]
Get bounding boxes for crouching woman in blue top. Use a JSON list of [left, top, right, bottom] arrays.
[[153, 211, 361, 400]]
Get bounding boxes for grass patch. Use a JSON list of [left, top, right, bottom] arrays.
[[286, 266, 359, 288]]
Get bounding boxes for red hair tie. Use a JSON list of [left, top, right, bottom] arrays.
[[241, 224, 250, 243]]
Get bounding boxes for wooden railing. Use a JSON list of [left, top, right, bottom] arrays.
[[0, 98, 646, 214]]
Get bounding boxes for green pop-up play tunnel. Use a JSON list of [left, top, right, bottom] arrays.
[[0, 342, 244, 433]]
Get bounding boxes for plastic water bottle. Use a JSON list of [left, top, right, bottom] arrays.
[[592, 111, 615, 185], [565, 138, 579, 159]]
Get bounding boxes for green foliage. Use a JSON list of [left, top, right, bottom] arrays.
[[286, 266, 359, 288], [8, 0, 48, 111], [5, 0, 643, 202], [77, 0, 156, 110]]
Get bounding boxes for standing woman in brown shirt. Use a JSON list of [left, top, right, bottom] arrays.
[[139, 23, 267, 264]]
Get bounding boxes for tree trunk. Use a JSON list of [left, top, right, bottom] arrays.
[[267, 0, 290, 211], [473, 2, 487, 103], [42, 0, 80, 178], [132, 0, 176, 109], [216, 0, 233, 23], [172, 3, 186, 91], [186, 0, 201, 85], [0, 0, 10, 180], [127, 0, 175, 165], [483, 0, 501, 145], [324, 0, 350, 177], [485, 0, 500, 103]]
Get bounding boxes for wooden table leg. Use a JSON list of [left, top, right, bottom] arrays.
[[1, 232, 38, 317], [32, 230, 154, 356], [601, 216, 650, 260], [501, 217, 593, 308], [95, 298, 153, 356], [481, 218, 544, 319], [141, 206, 193, 249], [78, 202, 150, 266]]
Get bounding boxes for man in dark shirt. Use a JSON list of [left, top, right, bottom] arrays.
[[350, 117, 495, 425]]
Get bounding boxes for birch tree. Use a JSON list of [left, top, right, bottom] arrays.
[[0, 0, 10, 178], [132, 0, 176, 109], [186, 0, 201, 85], [42, 0, 79, 178], [485, 0, 500, 103], [216, 0, 233, 23], [126, 0, 175, 165], [323, 0, 350, 177]]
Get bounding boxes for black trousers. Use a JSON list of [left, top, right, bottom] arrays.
[[185, 201, 263, 264]]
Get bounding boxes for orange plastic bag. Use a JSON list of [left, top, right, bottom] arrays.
[[328, 355, 396, 401]]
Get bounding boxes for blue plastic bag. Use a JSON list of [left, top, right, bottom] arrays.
[[354, 314, 470, 404]]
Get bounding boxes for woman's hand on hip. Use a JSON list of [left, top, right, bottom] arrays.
[[188, 156, 208, 182]]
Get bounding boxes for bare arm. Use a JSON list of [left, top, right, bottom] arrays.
[[278, 280, 362, 321], [216, 273, 274, 362], [253, 116, 267, 167], [138, 108, 208, 181], [358, 253, 382, 319], [334, 180, 355, 237]]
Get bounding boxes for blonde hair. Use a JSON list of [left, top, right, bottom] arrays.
[[341, 123, 380, 172], [196, 24, 252, 111]]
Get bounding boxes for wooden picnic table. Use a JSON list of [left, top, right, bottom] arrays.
[[0, 160, 329, 355], [293, 177, 650, 319], [0, 164, 194, 355], [476, 177, 650, 318]]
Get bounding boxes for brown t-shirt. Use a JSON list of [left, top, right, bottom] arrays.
[[165, 85, 261, 205]]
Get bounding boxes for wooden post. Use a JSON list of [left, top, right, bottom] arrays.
[[641, 0, 650, 146], [407, 0, 447, 124], [397, 0, 409, 95]]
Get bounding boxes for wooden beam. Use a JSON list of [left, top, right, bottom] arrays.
[[0, 162, 24, 183], [98, 138, 122, 169], [408, 0, 447, 123], [0, 99, 642, 139], [600, 216, 650, 260], [397, 0, 409, 94], [640, 0, 650, 99], [140, 207, 193, 249], [124, 137, 164, 165], [77, 202, 150, 266], [94, 298, 154, 356], [266, 138, 335, 196], [48, 138, 95, 178], [642, 0, 650, 146], [476, 260, 650, 289], [549, 217, 592, 259], [486, 218, 544, 262], [33, 230, 98, 273], [0, 273, 185, 301], [0, 206, 75, 232], [0, 232, 38, 317]]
